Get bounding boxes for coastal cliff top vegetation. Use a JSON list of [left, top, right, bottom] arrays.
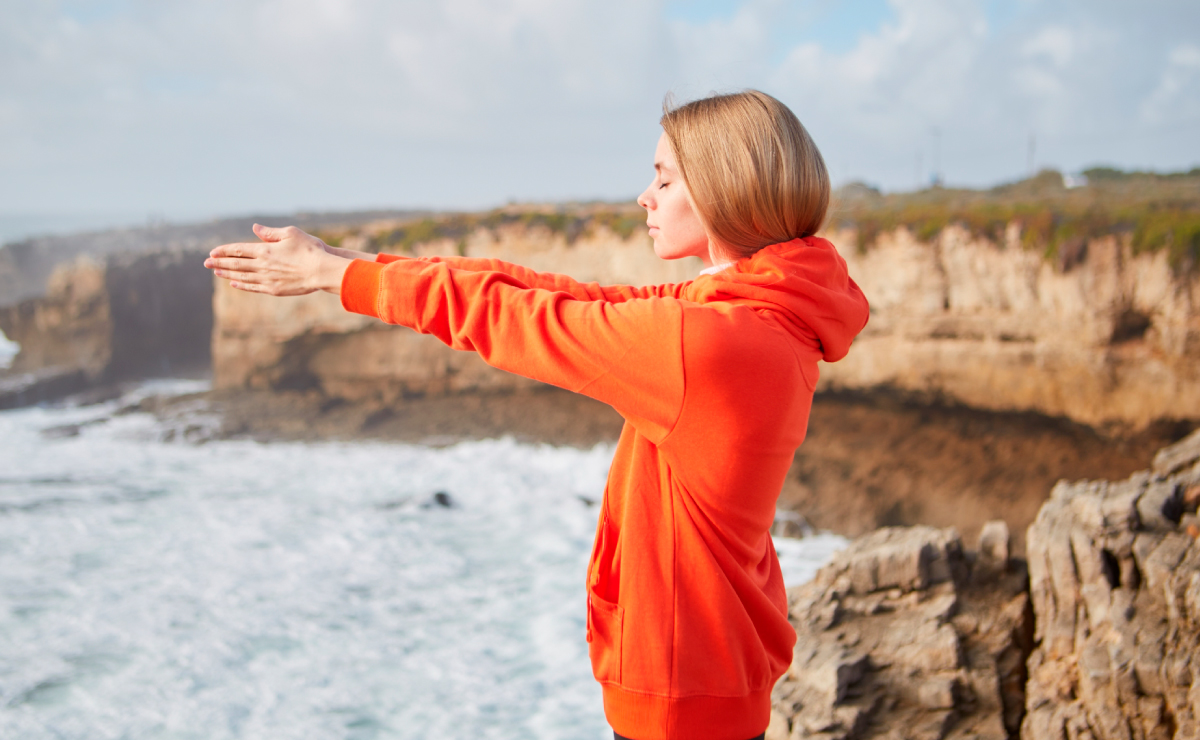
[[313, 202, 646, 258], [828, 166, 1200, 271], [312, 166, 1200, 272]]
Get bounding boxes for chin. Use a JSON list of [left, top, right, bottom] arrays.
[[652, 241, 684, 261]]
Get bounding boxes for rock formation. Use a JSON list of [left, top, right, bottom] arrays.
[[1022, 429, 1200, 739], [7, 204, 1199, 435], [211, 223, 699, 399], [0, 249, 213, 407], [207, 219, 1200, 433], [769, 430, 1200, 740], [770, 523, 1033, 740], [826, 226, 1200, 432]]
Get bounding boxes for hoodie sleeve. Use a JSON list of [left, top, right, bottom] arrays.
[[374, 252, 690, 303], [343, 257, 685, 442]]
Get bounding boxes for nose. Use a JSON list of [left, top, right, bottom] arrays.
[[637, 183, 655, 211]]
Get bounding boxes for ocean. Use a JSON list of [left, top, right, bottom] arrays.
[[0, 381, 846, 739]]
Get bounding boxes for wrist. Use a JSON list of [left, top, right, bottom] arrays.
[[316, 253, 352, 294]]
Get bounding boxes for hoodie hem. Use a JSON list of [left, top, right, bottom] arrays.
[[602, 684, 770, 740]]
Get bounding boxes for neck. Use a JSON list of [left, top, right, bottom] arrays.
[[702, 242, 729, 269]]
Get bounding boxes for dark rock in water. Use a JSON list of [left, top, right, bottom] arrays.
[[0, 367, 92, 410], [39, 416, 109, 439], [422, 491, 456, 509], [577, 495, 597, 507], [66, 384, 126, 407], [40, 423, 82, 439], [770, 523, 1032, 740]]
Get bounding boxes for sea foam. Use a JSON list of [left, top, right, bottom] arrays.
[[0, 383, 843, 739]]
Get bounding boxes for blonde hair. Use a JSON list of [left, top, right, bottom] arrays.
[[660, 90, 830, 260]]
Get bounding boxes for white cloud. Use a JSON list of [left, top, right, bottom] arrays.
[[1140, 44, 1200, 125], [0, 0, 1197, 218]]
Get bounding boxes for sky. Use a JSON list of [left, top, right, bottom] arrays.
[[1, 0, 1198, 227]]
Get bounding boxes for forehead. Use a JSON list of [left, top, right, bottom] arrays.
[[654, 132, 676, 171]]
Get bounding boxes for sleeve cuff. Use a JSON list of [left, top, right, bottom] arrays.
[[376, 253, 406, 264], [341, 258, 386, 319]]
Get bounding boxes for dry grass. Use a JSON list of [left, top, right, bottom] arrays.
[[828, 167, 1200, 271], [313, 202, 646, 256], [312, 168, 1200, 272]]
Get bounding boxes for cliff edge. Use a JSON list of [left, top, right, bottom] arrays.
[[769, 429, 1200, 740]]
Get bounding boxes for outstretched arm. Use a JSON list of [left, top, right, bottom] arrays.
[[205, 225, 687, 441], [206, 224, 692, 303], [341, 256, 686, 442], [371, 253, 691, 303]]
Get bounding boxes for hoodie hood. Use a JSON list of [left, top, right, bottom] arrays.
[[683, 237, 870, 362]]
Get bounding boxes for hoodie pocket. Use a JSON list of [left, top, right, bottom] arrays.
[[586, 515, 623, 684], [587, 592, 624, 683]]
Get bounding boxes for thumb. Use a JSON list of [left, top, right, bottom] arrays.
[[253, 223, 286, 242]]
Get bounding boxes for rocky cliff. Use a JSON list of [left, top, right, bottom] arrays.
[[826, 225, 1200, 432], [1022, 431, 1200, 739], [771, 523, 1032, 740], [770, 427, 1200, 740], [211, 215, 1200, 433], [211, 219, 699, 400], [4, 204, 1191, 547], [0, 249, 213, 407]]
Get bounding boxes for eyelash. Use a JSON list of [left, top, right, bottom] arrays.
[[658, 182, 669, 189]]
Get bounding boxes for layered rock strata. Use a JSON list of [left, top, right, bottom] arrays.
[[0, 249, 213, 406], [771, 430, 1200, 740], [827, 227, 1200, 432], [1023, 429, 1200, 740], [212, 223, 1200, 432], [770, 523, 1033, 740], [211, 225, 698, 398]]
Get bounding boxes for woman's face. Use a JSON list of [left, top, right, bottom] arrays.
[[637, 133, 714, 267]]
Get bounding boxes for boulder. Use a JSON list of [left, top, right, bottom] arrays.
[[772, 523, 1033, 740], [1023, 429, 1200, 740]]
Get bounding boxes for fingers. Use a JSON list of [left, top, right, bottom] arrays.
[[229, 280, 270, 294], [209, 242, 264, 259], [215, 268, 263, 285], [204, 257, 254, 271], [253, 223, 297, 242]]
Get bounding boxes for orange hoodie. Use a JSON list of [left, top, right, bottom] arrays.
[[340, 237, 869, 740]]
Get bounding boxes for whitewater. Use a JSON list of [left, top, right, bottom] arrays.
[[0, 381, 846, 740]]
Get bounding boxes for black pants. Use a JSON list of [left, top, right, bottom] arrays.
[[614, 729, 763, 734]]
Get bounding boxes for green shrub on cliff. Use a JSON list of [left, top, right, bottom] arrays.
[[829, 167, 1200, 271], [351, 204, 646, 255]]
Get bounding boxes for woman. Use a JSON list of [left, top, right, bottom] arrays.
[[205, 90, 869, 740]]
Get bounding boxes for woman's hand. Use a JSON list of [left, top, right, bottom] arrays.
[[204, 224, 352, 296]]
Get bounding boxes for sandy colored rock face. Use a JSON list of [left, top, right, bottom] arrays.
[[214, 222, 1200, 432], [211, 226, 700, 398], [829, 227, 1200, 431], [0, 250, 212, 389], [0, 258, 111, 376], [772, 523, 1033, 740], [1023, 429, 1200, 740]]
